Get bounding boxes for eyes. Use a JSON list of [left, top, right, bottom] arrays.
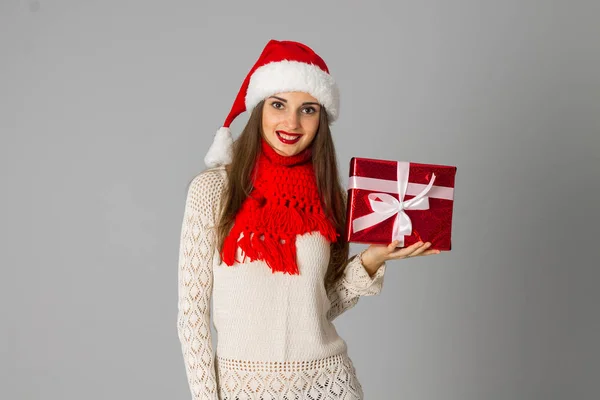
[[270, 101, 318, 115]]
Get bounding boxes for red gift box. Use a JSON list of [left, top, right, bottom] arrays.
[[345, 157, 457, 250]]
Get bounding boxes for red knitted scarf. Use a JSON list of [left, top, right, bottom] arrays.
[[221, 138, 339, 274]]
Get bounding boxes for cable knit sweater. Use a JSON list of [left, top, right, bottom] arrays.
[[177, 166, 386, 400]]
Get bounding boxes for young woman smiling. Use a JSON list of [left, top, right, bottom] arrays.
[[177, 39, 439, 400]]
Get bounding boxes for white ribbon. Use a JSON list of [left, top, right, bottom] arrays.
[[350, 161, 441, 246]]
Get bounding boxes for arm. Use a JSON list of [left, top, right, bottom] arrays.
[[177, 170, 225, 400], [326, 252, 386, 322], [326, 188, 387, 322]]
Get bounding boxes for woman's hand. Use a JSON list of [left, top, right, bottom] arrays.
[[360, 241, 441, 276]]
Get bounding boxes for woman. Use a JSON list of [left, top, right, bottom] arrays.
[[177, 40, 439, 400]]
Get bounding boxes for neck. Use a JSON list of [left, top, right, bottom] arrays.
[[260, 137, 313, 167]]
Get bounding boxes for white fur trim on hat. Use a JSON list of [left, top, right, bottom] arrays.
[[204, 127, 233, 168], [245, 60, 340, 122]]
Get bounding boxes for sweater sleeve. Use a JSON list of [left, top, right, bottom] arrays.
[[326, 253, 386, 322], [177, 168, 226, 400], [326, 189, 387, 322]]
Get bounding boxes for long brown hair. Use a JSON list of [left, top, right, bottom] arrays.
[[216, 100, 350, 292]]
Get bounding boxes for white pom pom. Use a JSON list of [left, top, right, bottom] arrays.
[[204, 127, 233, 168]]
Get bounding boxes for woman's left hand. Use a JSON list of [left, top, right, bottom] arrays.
[[360, 241, 441, 276]]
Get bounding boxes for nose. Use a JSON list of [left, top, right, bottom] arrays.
[[284, 110, 300, 130]]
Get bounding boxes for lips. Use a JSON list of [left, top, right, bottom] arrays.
[[276, 130, 302, 144]]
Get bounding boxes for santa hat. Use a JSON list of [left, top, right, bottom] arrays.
[[204, 39, 340, 168]]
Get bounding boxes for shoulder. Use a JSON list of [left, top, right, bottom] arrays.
[[188, 166, 228, 194], [185, 166, 228, 221]]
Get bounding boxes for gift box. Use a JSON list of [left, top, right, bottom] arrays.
[[345, 157, 457, 250]]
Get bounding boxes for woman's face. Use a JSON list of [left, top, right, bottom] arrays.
[[261, 91, 321, 157]]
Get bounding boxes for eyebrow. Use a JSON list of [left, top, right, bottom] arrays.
[[268, 96, 321, 106]]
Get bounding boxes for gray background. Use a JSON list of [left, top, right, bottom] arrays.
[[2, 0, 599, 399]]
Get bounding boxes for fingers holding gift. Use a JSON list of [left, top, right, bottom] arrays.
[[388, 241, 440, 260], [410, 242, 433, 257], [385, 241, 422, 259]]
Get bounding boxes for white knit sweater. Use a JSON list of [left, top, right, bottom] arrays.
[[177, 166, 386, 400]]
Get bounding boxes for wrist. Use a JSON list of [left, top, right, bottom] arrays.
[[358, 249, 384, 277]]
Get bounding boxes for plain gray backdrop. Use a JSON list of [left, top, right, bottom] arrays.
[[2, 0, 599, 399]]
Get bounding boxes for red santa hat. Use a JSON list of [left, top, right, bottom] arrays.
[[204, 39, 340, 168]]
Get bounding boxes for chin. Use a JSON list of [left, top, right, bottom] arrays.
[[266, 136, 300, 156], [276, 146, 299, 156]]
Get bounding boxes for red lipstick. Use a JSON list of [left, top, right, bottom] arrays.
[[276, 130, 302, 144]]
